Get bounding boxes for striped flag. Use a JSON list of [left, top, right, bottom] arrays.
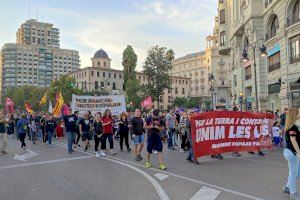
[[52, 92, 64, 118]]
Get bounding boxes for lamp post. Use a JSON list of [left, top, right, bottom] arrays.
[[208, 73, 215, 110], [241, 42, 267, 110], [239, 92, 243, 111]]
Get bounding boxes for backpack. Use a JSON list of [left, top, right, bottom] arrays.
[[22, 122, 28, 133]]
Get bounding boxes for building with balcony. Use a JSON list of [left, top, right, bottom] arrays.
[[217, 0, 300, 111], [0, 19, 80, 97]]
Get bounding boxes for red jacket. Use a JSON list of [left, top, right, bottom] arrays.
[[102, 116, 113, 134]]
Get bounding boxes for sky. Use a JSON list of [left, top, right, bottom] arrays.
[[0, 0, 217, 70]]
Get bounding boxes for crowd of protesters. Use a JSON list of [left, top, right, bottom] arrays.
[[0, 106, 299, 199]]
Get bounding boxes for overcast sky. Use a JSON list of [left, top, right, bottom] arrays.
[[0, 0, 217, 70]]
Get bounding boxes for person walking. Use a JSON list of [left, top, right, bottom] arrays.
[[119, 113, 131, 152], [7, 114, 14, 138], [166, 108, 177, 150], [79, 112, 93, 151], [46, 114, 57, 148], [130, 109, 145, 161], [29, 113, 39, 144], [17, 114, 28, 150], [101, 109, 116, 156], [283, 108, 300, 200], [93, 112, 103, 157], [178, 112, 188, 152], [73, 111, 81, 148], [144, 109, 167, 170], [0, 112, 7, 154], [63, 112, 78, 154]]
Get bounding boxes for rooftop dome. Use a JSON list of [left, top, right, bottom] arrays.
[[93, 49, 109, 59]]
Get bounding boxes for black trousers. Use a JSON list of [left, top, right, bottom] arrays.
[[94, 134, 102, 151], [101, 134, 113, 150], [181, 133, 187, 150], [19, 132, 26, 148], [119, 131, 129, 149], [74, 131, 80, 145]]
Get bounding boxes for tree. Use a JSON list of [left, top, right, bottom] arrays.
[[125, 79, 143, 110], [142, 46, 175, 107], [122, 45, 137, 85]]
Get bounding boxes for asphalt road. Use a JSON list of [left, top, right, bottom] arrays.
[[0, 135, 297, 200]]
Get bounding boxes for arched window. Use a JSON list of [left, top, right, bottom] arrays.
[[293, 0, 300, 22], [270, 16, 279, 38]]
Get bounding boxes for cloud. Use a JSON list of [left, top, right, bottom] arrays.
[[59, 0, 217, 70]]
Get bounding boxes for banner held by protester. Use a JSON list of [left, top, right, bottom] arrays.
[[190, 111, 273, 159]]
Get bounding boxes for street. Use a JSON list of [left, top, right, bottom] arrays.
[[0, 136, 295, 200]]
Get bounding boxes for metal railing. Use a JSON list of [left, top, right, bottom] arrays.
[[268, 62, 281, 72], [245, 74, 252, 80], [265, 25, 279, 40], [286, 17, 300, 27], [291, 54, 300, 64]]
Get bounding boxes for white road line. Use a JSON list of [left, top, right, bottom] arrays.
[[0, 155, 93, 170], [225, 155, 287, 167], [52, 142, 169, 200], [53, 141, 266, 200], [154, 173, 169, 181], [190, 186, 220, 200]]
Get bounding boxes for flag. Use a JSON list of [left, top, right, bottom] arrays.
[[25, 103, 34, 114], [48, 100, 53, 113], [140, 96, 153, 108], [52, 92, 64, 118], [61, 104, 70, 115], [5, 98, 15, 114], [39, 93, 47, 105]]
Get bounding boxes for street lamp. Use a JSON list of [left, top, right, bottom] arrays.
[[208, 73, 215, 110], [239, 92, 243, 111], [241, 41, 267, 110]]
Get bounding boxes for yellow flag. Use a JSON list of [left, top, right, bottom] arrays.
[[39, 93, 47, 105]]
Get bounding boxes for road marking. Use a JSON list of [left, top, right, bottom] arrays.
[[53, 141, 266, 200], [154, 173, 169, 181], [190, 186, 220, 200], [52, 142, 169, 200], [14, 149, 38, 162], [225, 155, 287, 167], [0, 155, 93, 170]]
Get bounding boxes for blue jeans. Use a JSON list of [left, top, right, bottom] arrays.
[[101, 134, 114, 150], [47, 131, 53, 145], [187, 138, 194, 161], [67, 132, 75, 152], [283, 148, 300, 194], [168, 129, 175, 148]]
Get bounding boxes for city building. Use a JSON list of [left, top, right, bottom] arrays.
[[218, 0, 300, 111], [171, 16, 231, 109], [70, 49, 125, 95], [0, 19, 80, 96], [71, 48, 191, 110]]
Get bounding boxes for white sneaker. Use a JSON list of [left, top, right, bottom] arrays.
[[153, 150, 158, 154], [96, 152, 100, 158], [100, 151, 106, 157], [179, 149, 184, 153]]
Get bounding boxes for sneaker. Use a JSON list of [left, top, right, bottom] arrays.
[[127, 148, 131, 152], [232, 152, 241, 157], [111, 150, 117, 155], [68, 151, 73, 154], [179, 149, 185, 153], [283, 186, 290, 194], [168, 147, 175, 150], [48, 145, 53, 148], [100, 151, 106, 157], [145, 161, 152, 168], [258, 151, 265, 156], [96, 152, 100, 158], [248, 151, 255, 155], [1, 151, 7, 154], [23, 146, 27, 150], [158, 163, 167, 170], [77, 144, 81, 148], [217, 154, 224, 160], [290, 194, 296, 200], [138, 154, 143, 160], [9, 134, 13, 138], [154, 150, 158, 154], [73, 144, 76, 149]]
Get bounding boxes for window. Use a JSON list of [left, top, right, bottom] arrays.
[[175, 87, 178, 94], [220, 9, 225, 24], [95, 81, 98, 90], [245, 66, 252, 80], [220, 31, 226, 46], [104, 62, 106, 67], [114, 73, 116, 78], [98, 62, 100, 67], [91, 71, 94, 76], [97, 72, 100, 77], [182, 88, 185, 94], [109, 73, 111, 78], [103, 72, 106, 77], [269, 16, 279, 39], [119, 74, 122, 79], [268, 52, 281, 72], [290, 35, 300, 64], [234, 75, 237, 86], [101, 81, 104, 88], [113, 82, 116, 90], [293, 0, 300, 23], [85, 72, 87, 77]]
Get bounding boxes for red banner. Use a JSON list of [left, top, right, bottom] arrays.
[[190, 111, 274, 158]]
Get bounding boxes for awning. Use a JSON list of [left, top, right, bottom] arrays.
[[268, 44, 280, 57]]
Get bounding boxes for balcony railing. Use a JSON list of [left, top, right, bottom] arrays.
[[268, 62, 281, 72], [245, 74, 251, 80], [286, 17, 300, 27], [291, 54, 300, 64], [265, 25, 279, 40]]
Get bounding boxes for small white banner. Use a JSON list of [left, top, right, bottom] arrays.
[[71, 94, 126, 116]]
